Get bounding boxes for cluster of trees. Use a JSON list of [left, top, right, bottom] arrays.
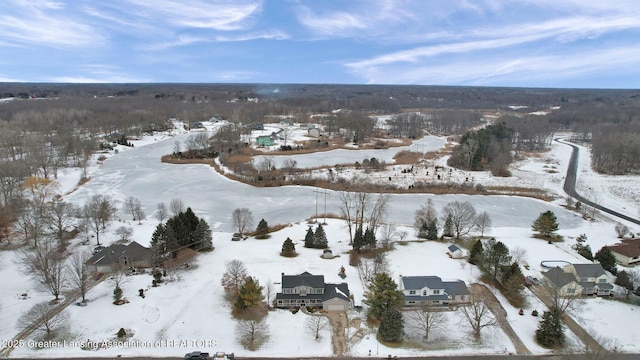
[[363, 273, 405, 342], [414, 200, 492, 240], [448, 122, 514, 176], [150, 207, 213, 260], [469, 238, 526, 307], [220, 260, 270, 350], [337, 191, 389, 252], [304, 224, 328, 249]]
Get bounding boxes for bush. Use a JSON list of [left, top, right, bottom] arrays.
[[117, 328, 127, 338]]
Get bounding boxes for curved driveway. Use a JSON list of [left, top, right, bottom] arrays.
[[557, 138, 640, 226]]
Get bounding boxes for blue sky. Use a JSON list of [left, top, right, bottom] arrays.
[[1, 0, 639, 88]]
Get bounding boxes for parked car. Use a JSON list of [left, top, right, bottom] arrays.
[[184, 351, 210, 359]]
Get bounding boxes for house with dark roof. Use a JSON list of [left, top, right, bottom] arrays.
[[85, 241, 152, 273], [275, 271, 351, 311], [447, 244, 464, 259], [398, 275, 469, 307], [607, 238, 640, 266], [542, 263, 613, 296]]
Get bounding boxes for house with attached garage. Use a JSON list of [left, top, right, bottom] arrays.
[[542, 263, 613, 296], [398, 275, 469, 307], [275, 271, 351, 311], [607, 238, 640, 266]]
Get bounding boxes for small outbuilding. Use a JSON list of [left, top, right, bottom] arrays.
[[447, 244, 464, 259]]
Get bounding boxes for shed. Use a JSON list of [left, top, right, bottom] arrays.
[[256, 135, 274, 147], [447, 244, 464, 259]]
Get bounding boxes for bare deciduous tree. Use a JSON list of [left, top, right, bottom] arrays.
[[379, 223, 397, 249], [368, 193, 389, 234], [614, 222, 629, 238], [442, 201, 477, 238], [67, 249, 91, 303], [115, 226, 133, 242], [414, 198, 438, 229], [264, 280, 275, 309], [154, 202, 169, 223], [407, 306, 446, 340], [232, 208, 254, 235], [460, 286, 496, 339], [83, 195, 116, 245], [19, 237, 66, 300], [169, 198, 184, 216], [18, 302, 69, 337], [337, 191, 356, 244], [474, 211, 492, 237], [305, 315, 330, 339], [43, 200, 78, 249], [236, 307, 269, 351], [221, 259, 248, 296]]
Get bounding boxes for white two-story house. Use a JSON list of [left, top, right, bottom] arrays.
[[398, 275, 469, 307]]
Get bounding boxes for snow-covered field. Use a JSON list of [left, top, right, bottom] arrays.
[[2, 121, 640, 358]]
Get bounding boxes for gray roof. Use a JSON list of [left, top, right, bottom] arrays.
[[543, 267, 578, 288], [86, 241, 151, 266], [442, 280, 469, 295], [401, 276, 445, 290], [448, 244, 461, 253], [572, 263, 607, 278], [281, 271, 325, 289], [324, 283, 350, 302]]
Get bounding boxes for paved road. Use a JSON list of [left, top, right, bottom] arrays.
[[557, 138, 640, 226]]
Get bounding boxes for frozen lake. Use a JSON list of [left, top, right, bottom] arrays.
[[65, 134, 584, 233]]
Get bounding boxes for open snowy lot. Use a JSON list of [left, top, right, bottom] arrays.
[[3, 123, 640, 358]]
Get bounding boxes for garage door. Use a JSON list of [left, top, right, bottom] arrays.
[[325, 304, 345, 311]]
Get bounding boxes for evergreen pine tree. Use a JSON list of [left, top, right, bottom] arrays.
[[281, 237, 296, 257], [363, 273, 404, 319], [234, 276, 265, 313], [150, 223, 167, 255], [113, 287, 123, 304], [353, 225, 365, 253], [443, 214, 454, 237], [532, 211, 559, 237], [304, 226, 315, 248], [536, 307, 564, 348], [255, 219, 269, 238], [468, 239, 484, 265], [426, 219, 438, 240], [194, 218, 213, 250], [378, 308, 404, 342], [314, 223, 328, 248], [364, 226, 376, 250], [595, 246, 618, 275]]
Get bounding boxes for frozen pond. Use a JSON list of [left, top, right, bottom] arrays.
[[254, 135, 446, 169], [65, 133, 584, 233]]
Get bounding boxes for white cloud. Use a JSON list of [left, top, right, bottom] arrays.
[[124, 0, 263, 31], [0, 1, 105, 47], [48, 64, 148, 83]]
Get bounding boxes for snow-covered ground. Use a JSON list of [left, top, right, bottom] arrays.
[[2, 121, 640, 358]]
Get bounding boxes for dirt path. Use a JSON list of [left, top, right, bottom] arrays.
[[326, 311, 349, 356], [471, 283, 531, 355]]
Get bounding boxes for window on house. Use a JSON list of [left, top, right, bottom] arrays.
[[409, 290, 416, 295], [299, 289, 307, 295], [598, 278, 607, 283], [433, 290, 440, 294], [422, 290, 427, 296], [567, 288, 576, 294]]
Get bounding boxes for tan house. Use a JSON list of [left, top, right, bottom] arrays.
[[542, 263, 613, 296], [607, 238, 640, 266]]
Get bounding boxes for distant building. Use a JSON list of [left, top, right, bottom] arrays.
[[256, 135, 274, 147], [607, 238, 640, 266]]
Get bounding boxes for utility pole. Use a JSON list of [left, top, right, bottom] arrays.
[[313, 189, 330, 224]]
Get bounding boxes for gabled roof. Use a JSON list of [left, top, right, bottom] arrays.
[[401, 276, 444, 290], [281, 272, 325, 289], [571, 263, 607, 278], [442, 280, 469, 295], [448, 244, 462, 253], [324, 283, 350, 302], [543, 267, 579, 288], [86, 241, 151, 266], [608, 239, 640, 258]]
